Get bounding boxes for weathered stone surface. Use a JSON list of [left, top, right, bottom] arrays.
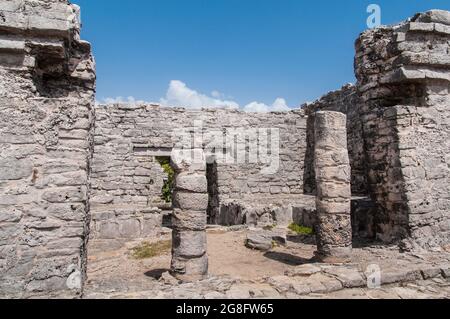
[[420, 266, 442, 280], [159, 272, 180, 286], [225, 283, 281, 299], [0, 158, 32, 180], [271, 228, 287, 246], [170, 149, 208, 281], [285, 264, 322, 277], [323, 266, 366, 288], [174, 173, 207, 193], [314, 111, 352, 262], [0, 0, 95, 298], [172, 192, 209, 211], [172, 209, 207, 231], [245, 230, 273, 251], [171, 148, 207, 173], [315, 214, 352, 246], [172, 230, 207, 258], [171, 254, 208, 282], [354, 12, 450, 249], [267, 276, 293, 293], [268, 273, 344, 295], [413, 10, 450, 26], [380, 267, 422, 285], [119, 219, 141, 238], [440, 265, 450, 279]]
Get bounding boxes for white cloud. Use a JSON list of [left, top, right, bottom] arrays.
[[271, 98, 291, 111], [243, 97, 290, 113], [98, 80, 293, 113], [243, 101, 269, 113], [160, 80, 239, 110], [211, 90, 222, 98], [96, 96, 147, 105]]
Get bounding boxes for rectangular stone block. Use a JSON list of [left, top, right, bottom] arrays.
[[97, 221, 119, 240], [315, 213, 352, 246], [172, 191, 209, 211], [41, 187, 87, 203], [434, 23, 450, 35], [172, 209, 207, 231], [27, 15, 72, 37], [172, 230, 207, 258], [315, 166, 351, 183], [407, 22, 435, 32], [316, 199, 351, 215], [174, 173, 207, 193], [0, 158, 32, 180], [414, 10, 450, 26], [316, 181, 351, 199], [170, 253, 208, 281], [0, 38, 25, 51]]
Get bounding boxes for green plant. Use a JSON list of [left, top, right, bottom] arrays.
[[156, 157, 174, 203], [131, 240, 172, 259], [288, 223, 314, 235]]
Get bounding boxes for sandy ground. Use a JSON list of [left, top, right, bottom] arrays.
[[85, 228, 450, 299], [207, 230, 316, 279], [86, 229, 316, 288]]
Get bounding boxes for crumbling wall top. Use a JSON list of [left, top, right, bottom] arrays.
[[356, 9, 450, 93], [0, 0, 81, 38]]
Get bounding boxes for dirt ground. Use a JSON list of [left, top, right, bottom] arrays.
[[84, 228, 450, 299], [86, 229, 316, 286], [207, 230, 316, 279]]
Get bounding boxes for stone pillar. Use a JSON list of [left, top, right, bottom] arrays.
[[314, 111, 352, 263], [170, 148, 208, 281]]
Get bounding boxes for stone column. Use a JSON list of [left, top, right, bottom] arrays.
[[170, 148, 208, 281], [314, 111, 352, 263]]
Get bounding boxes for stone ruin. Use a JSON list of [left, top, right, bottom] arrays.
[[0, 1, 449, 298]]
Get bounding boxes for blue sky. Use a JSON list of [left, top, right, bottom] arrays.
[[72, 0, 450, 110]]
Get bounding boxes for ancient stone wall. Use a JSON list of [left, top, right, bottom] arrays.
[[0, 0, 95, 297], [355, 10, 450, 248], [89, 104, 307, 249]]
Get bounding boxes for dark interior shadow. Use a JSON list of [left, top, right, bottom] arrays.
[[206, 160, 219, 224], [263, 251, 316, 266], [144, 268, 169, 280], [303, 113, 316, 195], [352, 238, 386, 249]]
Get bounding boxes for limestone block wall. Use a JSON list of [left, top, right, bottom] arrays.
[[355, 10, 450, 248], [0, 0, 95, 297], [89, 104, 307, 246]]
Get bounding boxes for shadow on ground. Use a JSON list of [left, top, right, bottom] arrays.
[[287, 235, 316, 245], [263, 251, 315, 266], [144, 268, 169, 280]]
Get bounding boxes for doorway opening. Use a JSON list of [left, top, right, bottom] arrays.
[[156, 156, 175, 227], [206, 161, 219, 224]]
